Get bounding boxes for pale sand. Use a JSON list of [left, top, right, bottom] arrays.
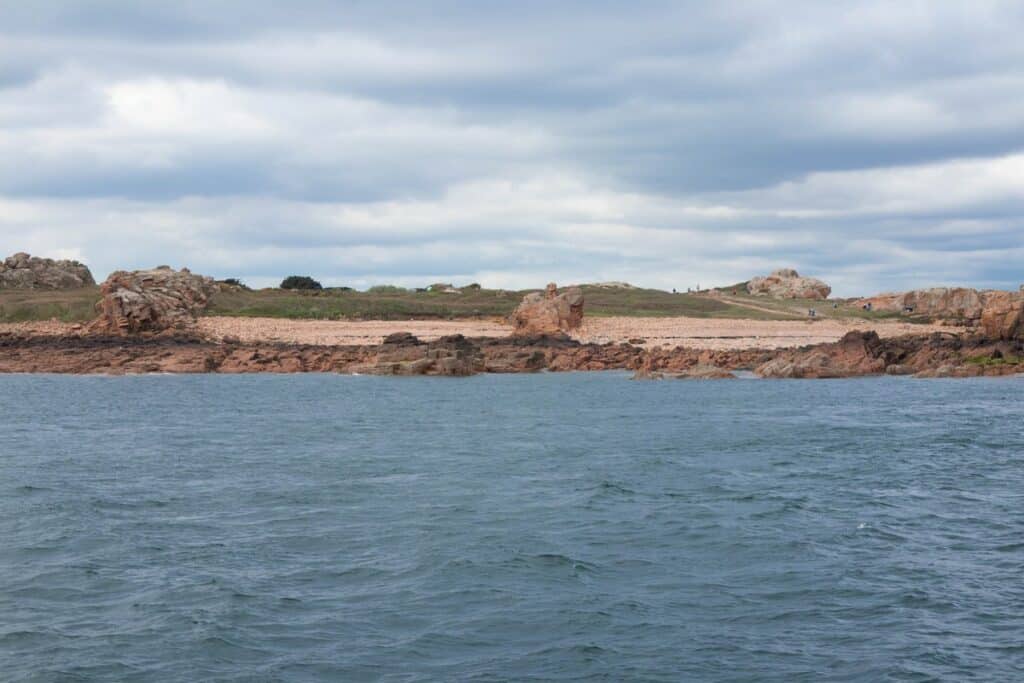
[[0, 316, 962, 351], [575, 317, 963, 350], [194, 316, 963, 350]]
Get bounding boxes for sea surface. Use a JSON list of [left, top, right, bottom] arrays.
[[1, 372, 1023, 682]]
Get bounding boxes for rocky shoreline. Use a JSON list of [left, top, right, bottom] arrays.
[[1, 258, 1019, 380], [0, 327, 1019, 379]]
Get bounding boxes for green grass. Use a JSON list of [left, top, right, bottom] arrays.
[[0, 282, 914, 323], [0, 287, 101, 323]]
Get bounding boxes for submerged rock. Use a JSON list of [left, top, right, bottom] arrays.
[[633, 363, 736, 380], [747, 268, 831, 300], [0, 252, 95, 290]]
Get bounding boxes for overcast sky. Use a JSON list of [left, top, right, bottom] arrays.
[[1, 1, 1022, 295]]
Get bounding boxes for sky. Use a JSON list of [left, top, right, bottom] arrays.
[[1, 1, 1022, 296]]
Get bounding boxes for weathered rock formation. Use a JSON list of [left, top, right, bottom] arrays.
[[979, 289, 1024, 341], [747, 269, 831, 300], [755, 329, 1022, 379], [0, 325, 1018, 378], [348, 332, 482, 376], [90, 266, 218, 335], [755, 331, 887, 378], [511, 283, 584, 335], [0, 252, 95, 289], [856, 288, 986, 320]]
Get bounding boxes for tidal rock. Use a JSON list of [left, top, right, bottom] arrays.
[[0, 252, 95, 289], [633, 363, 735, 380], [747, 268, 831, 300], [349, 333, 483, 376], [511, 283, 584, 335], [755, 330, 886, 378], [90, 266, 218, 335]]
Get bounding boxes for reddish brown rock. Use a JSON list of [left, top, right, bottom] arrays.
[[348, 333, 483, 376], [747, 268, 831, 300], [90, 267, 218, 335], [856, 288, 986, 320], [755, 331, 887, 378], [979, 289, 1023, 341], [510, 283, 584, 335]]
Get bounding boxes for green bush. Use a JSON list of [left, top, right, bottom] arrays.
[[280, 275, 323, 290], [367, 285, 408, 294]]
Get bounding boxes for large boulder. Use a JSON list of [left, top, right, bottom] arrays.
[[90, 266, 218, 335], [979, 288, 1024, 341], [747, 268, 831, 300], [511, 283, 584, 335], [0, 252, 95, 289]]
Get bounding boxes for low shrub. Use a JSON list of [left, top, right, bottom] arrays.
[[281, 275, 323, 290]]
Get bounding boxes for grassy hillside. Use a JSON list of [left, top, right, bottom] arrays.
[[0, 283, 910, 323]]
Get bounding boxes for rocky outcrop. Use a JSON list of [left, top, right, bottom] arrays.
[[855, 288, 986, 320], [0, 325, 1018, 378], [747, 268, 831, 300], [90, 267, 218, 335], [0, 252, 95, 289], [979, 289, 1024, 341], [754, 329, 1022, 379], [348, 332, 482, 376], [755, 330, 887, 378], [511, 283, 584, 335]]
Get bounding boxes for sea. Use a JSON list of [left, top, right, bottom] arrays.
[[1, 372, 1023, 682]]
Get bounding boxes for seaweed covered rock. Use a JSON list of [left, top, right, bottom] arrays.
[[0, 252, 95, 289], [747, 268, 831, 300], [91, 266, 218, 335], [511, 283, 584, 335]]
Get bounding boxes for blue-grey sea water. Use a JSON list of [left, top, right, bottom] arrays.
[[1, 372, 1023, 682]]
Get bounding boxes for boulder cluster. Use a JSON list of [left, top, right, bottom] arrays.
[[90, 266, 218, 335], [746, 268, 831, 300], [511, 283, 584, 335], [856, 288, 985, 319], [0, 252, 95, 290], [856, 286, 1023, 338]]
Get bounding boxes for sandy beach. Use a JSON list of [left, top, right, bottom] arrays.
[[0, 315, 962, 351], [192, 315, 961, 350]]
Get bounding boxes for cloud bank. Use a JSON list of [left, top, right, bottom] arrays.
[[1, 1, 1022, 295]]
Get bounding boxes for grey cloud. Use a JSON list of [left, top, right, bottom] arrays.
[[0, 1, 1022, 295]]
